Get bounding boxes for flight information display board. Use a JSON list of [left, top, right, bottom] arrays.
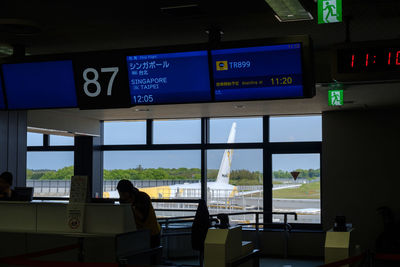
[[211, 43, 304, 101], [126, 51, 211, 105], [0, 36, 314, 110], [2, 60, 78, 109]]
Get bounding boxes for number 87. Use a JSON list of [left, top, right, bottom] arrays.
[[83, 67, 119, 97]]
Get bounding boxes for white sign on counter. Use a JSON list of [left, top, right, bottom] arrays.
[[66, 204, 85, 232], [69, 175, 88, 203]]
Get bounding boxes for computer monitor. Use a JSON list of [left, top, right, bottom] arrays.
[[14, 187, 34, 201]]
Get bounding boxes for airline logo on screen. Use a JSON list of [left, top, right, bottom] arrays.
[[216, 60, 252, 71], [216, 61, 228, 71]]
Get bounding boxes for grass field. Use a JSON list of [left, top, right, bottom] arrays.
[[273, 182, 320, 199]]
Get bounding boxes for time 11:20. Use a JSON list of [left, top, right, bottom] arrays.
[[270, 77, 293, 86]]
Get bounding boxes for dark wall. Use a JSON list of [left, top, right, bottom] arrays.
[[322, 109, 400, 251], [0, 111, 27, 187]]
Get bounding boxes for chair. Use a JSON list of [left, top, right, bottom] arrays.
[[191, 199, 211, 267]]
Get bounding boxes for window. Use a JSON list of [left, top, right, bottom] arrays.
[[104, 121, 146, 145], [103, 150, 201, 193], [50, 135, 74, 146], [100, 115, 321, 227], [207, 149, 263, 226], [210, 117, 262, 143], [270, 115, 322, 142], [27, 132, 43, 146], [272, 154, 321, 224], [153, 119, 201, 144], [27, 151, 74, 197]]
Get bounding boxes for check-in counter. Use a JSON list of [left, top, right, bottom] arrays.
[[0, 201, 151, 263]]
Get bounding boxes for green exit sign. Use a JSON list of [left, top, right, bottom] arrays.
[[328, 90, 344, 106], [318, 0, 342, 24]]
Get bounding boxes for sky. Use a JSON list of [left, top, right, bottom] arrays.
[[27, 115, 321, 172]]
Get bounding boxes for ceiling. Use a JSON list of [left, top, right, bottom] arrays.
[[1, 0, 400, 54], [2, 0, 400, 124]]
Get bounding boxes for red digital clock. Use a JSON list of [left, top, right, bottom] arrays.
[[339, 48, 400, 72], [333, 40, 400, 82]]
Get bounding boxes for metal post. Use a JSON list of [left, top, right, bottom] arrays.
[[255, 213, 260, 249], [201, 118, 209, 202], [283, 214, 289, 258]]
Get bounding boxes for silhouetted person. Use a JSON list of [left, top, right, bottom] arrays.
[[0, 172, 19, 201], [117, 179, 161, 248]]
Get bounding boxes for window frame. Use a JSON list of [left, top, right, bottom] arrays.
[[26, 116, 322, 229], [100, 116, 322, 230], [27, 132, 75, 200]]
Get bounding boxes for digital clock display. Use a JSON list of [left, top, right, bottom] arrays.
[[211, 43, 304, 101], [337, 48, 400, 73], [127, 50, 211, 105]]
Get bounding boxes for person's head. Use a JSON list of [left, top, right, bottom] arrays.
[[117, 179, 139, 204], [0, 171, 13, 193]]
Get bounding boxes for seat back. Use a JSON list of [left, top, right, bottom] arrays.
[[191, 199, 210, 251]]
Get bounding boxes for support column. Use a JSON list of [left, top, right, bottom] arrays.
[[74, 128, 103, 198], [263, 115, 272, 223], [201, 118, 209, 202], [0, 111, 27, 188]]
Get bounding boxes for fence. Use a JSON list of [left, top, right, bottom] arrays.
[[27, 179, 320, 224], [28, 179, 266, 195], [28, 179, 202, 195]]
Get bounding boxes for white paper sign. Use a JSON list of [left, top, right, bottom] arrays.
[[66, 204, 85, 232], [69, 175, 88, 203]]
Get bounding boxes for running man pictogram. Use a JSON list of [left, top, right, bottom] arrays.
[[323, 0, 339, 23]]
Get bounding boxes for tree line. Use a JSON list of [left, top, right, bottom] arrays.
[[272, 169, 320, 179], [27, 166, 319, 185]]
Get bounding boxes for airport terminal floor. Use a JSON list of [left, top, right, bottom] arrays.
[[1, 1, 400, 267]]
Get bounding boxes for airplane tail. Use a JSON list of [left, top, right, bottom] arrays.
[[215, 122, 236, 184]]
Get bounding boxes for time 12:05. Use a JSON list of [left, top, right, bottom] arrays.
[[133, 95, 154, 103], [270, 76, 293, 86]]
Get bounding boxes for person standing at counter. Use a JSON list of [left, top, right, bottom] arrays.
[[117, 179, 161, 248], [0, 172, 19, 201]]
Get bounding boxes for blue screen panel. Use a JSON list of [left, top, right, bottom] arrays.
[[2, 61, 77, 109], [0, 74, 6, 109], [211, 43, 303, 101], [127, 51, 211, 105]]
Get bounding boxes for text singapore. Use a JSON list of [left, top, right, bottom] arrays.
[[130, 77, 168, 90]]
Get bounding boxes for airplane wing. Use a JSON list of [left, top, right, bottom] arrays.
[[235, 190, 263, 196], [273, 184, 302, 190], [234, 184, 302, 197]]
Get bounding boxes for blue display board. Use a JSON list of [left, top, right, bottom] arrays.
[[127, 51, 211, 105], [211, 43, 304, 101], [2, 60, 78, 109]]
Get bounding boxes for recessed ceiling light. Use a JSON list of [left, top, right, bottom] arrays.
[[265, 0, 313, 22], [0, 43, 13, 57]]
